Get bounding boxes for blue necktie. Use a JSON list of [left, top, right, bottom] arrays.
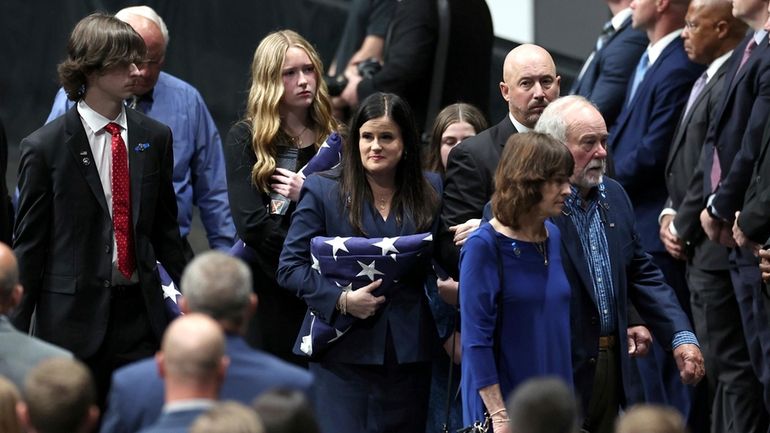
[[627, 51, 649, 105]]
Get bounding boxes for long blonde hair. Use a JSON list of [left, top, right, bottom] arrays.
[[245, 30, 336, 192]]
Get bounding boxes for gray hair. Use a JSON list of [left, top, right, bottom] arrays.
[[534, 95, 597, 144], [181, 251, 252, 326], [116, 5, 170, 47], [507, 377, 579, 433]]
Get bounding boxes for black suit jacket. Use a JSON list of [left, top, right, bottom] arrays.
[[736, 116, 770, 244], [0, 117, 12, 245], [12, 107, 187, 358], [665, 60, 731, 270], [436, 117, 517, 277], [571, 15, 648, 128], [706, 34, 770, 218]]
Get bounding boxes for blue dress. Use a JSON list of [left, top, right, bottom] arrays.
[[459, 221, 573, 426]]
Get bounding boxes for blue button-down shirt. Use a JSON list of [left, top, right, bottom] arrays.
[[564, 183, 698, 348], [47, 72, 236, 250]]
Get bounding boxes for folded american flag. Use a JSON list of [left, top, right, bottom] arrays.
[[297, 232, 433, 356], [158, 261, 183, 319], [228, 132, 343, 261]]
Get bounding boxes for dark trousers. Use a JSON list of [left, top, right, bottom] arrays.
[[688, 264, 768, 433], [729, 248, 770, 417], [82, 285, 158, 410], [582, 345, 620, 433], [310, 360, 431, 433]]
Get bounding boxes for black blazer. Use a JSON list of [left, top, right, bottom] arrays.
[[571, 15, 648, 128], [664, 60, 731, 270], [436, 117, 517, 277], [12, 107, 187, 358], [736, 116, 770, 244]]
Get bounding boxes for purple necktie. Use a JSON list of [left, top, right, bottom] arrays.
[[735, 39, 757, 77], [683, 71, 708, 120]]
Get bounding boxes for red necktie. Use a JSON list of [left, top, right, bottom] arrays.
[[104, 122, 135, 279]]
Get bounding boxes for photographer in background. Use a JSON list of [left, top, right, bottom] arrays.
[[332, 0, 437, 130], [326, 0, 395, 79]]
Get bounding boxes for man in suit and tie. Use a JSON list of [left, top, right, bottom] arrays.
[[699, 0, 770, 419], [0, 242, 72, 390], [138, 313, 228, 433], [659, 2, 766, 431], [535, 95, 705, 433], [11, 13, 187, 406], [100, 251, 313, 433], [571, 0, 648, 128], [438, 44, 560, 275]]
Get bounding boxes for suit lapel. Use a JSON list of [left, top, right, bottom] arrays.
[[65, 108, 109, 215], [126, 110, 146, 227], [732, 34, 767, 90]]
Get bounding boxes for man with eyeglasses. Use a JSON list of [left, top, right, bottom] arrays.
[[46, 6, 235, 260]]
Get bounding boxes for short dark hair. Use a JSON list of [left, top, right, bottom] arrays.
[[340, 92, 438, 235], [23, 358, 95, 433], [425, 103, 488, 174], [252, 388, 320, 433], [507, 377, 579, 433], [492, 132, 573, 229], [57, 12, 146, 101]]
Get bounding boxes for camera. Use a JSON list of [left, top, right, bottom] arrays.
[[324, 58, 382, 97]]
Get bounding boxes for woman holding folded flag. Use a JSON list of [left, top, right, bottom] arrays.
[[223, 30, 337, 366], [278, 92, 441, 433]]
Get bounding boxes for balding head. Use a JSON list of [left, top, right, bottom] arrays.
[[683, 0, 747, 64], [157, 313, 228, 399], [500, 44, 560, 129], [0, 243, 21, 314], [116, 6, 166, 96]]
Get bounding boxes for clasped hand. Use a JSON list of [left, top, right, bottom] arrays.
[[270, 167, 304, 202]]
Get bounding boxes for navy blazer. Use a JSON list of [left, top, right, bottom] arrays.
[[277, 170, 442, 364], [609, 37, 704, 254], [100, 334, 313, 433], [137, 407, 208, 433], [572, 15, 648, 127], [709, 34, 770, 219], [551, 178, 693, 416]]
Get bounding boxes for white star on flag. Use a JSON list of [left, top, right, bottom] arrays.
[[373, 237, 400, 255], [324, 236, 351, 260], [422, 233, 433, 242], [162, 281, 182, 303], [356, 260, 385, 280], [335, 281, 354, 292], [311, 254, 321, 273]]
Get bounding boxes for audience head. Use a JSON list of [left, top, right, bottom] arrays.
[[615, 404, 687, 433], [246, 29, 336, 192], [181, 251, 256, 333], [631, 0, 690, 31], [732, 0, 769, 30], [252, 388, 320, 433], [342, 92, 438, 234], [682, 0, 748, 64], [58, 13, 146, 101], [492, 132, 573, 229], [535, 95, 608, 197], [17, 358, 98, 433], [426, 102, 488, 174], [115, 5, 169, 96], [190, 401, 264, 433], [0, 377, 22, 433], [0, 243, 21, 315], [500, 44, 560, 129], [156, 313, 228, 399], [506, 377, 579, 433]]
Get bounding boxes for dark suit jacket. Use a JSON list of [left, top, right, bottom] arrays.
[[12, 107, 187, 358], [277, 171, 441, 364], [436, 117, 517, 277], [572, 15, 648, 128], [609, 37, 705, 254], [0, 315, 72, 390], [736, 113, 770, 244], [664, 59, 731, 270], [100, 334, 313, 433], [0, 117, 12, 244], [137, 407, 208, 433], [710, 34, 770, 219], [552, 178, 694, 416]]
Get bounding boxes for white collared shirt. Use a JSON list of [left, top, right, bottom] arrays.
[[76, 100, 136, 284], [647, 28, 684, 66], [508, 112, 531, 133], [611, 8, 633, 31]]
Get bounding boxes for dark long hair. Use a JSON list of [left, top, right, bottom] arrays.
[[340, 93, 438, 235]]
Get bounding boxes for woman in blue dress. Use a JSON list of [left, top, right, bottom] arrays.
[[460, 132, 575, 432]]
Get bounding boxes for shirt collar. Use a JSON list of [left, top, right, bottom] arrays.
[[647, 28, 684, 65], [754, 29, 767, 46], [77, 100, 127, 135], [705, 50, 733, 83], [508, 112, 531, 133], [566, 181, 605, 209], [611, 8, 632, 31], [162, 399, 216, 414]]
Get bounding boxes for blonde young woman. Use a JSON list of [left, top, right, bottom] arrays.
[[224, 30, 336, 365]]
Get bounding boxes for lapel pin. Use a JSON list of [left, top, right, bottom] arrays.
[[82, 157, 90, 166], [134, 142, 150, 152], [79, 151, 87, 156]]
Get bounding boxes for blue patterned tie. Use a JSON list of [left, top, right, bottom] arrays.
[[627, 51, 649, 105]]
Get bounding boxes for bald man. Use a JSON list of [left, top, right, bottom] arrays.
[[46, 6, 235, 258], [0, 242, 71, 390], [437, 44, 560, 277], [138, 313, 228, 433]]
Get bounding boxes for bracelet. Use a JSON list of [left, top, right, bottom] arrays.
[[342, 291, 348, 315], [492, 418, 510, 424], [488, 408, 507, 417]]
